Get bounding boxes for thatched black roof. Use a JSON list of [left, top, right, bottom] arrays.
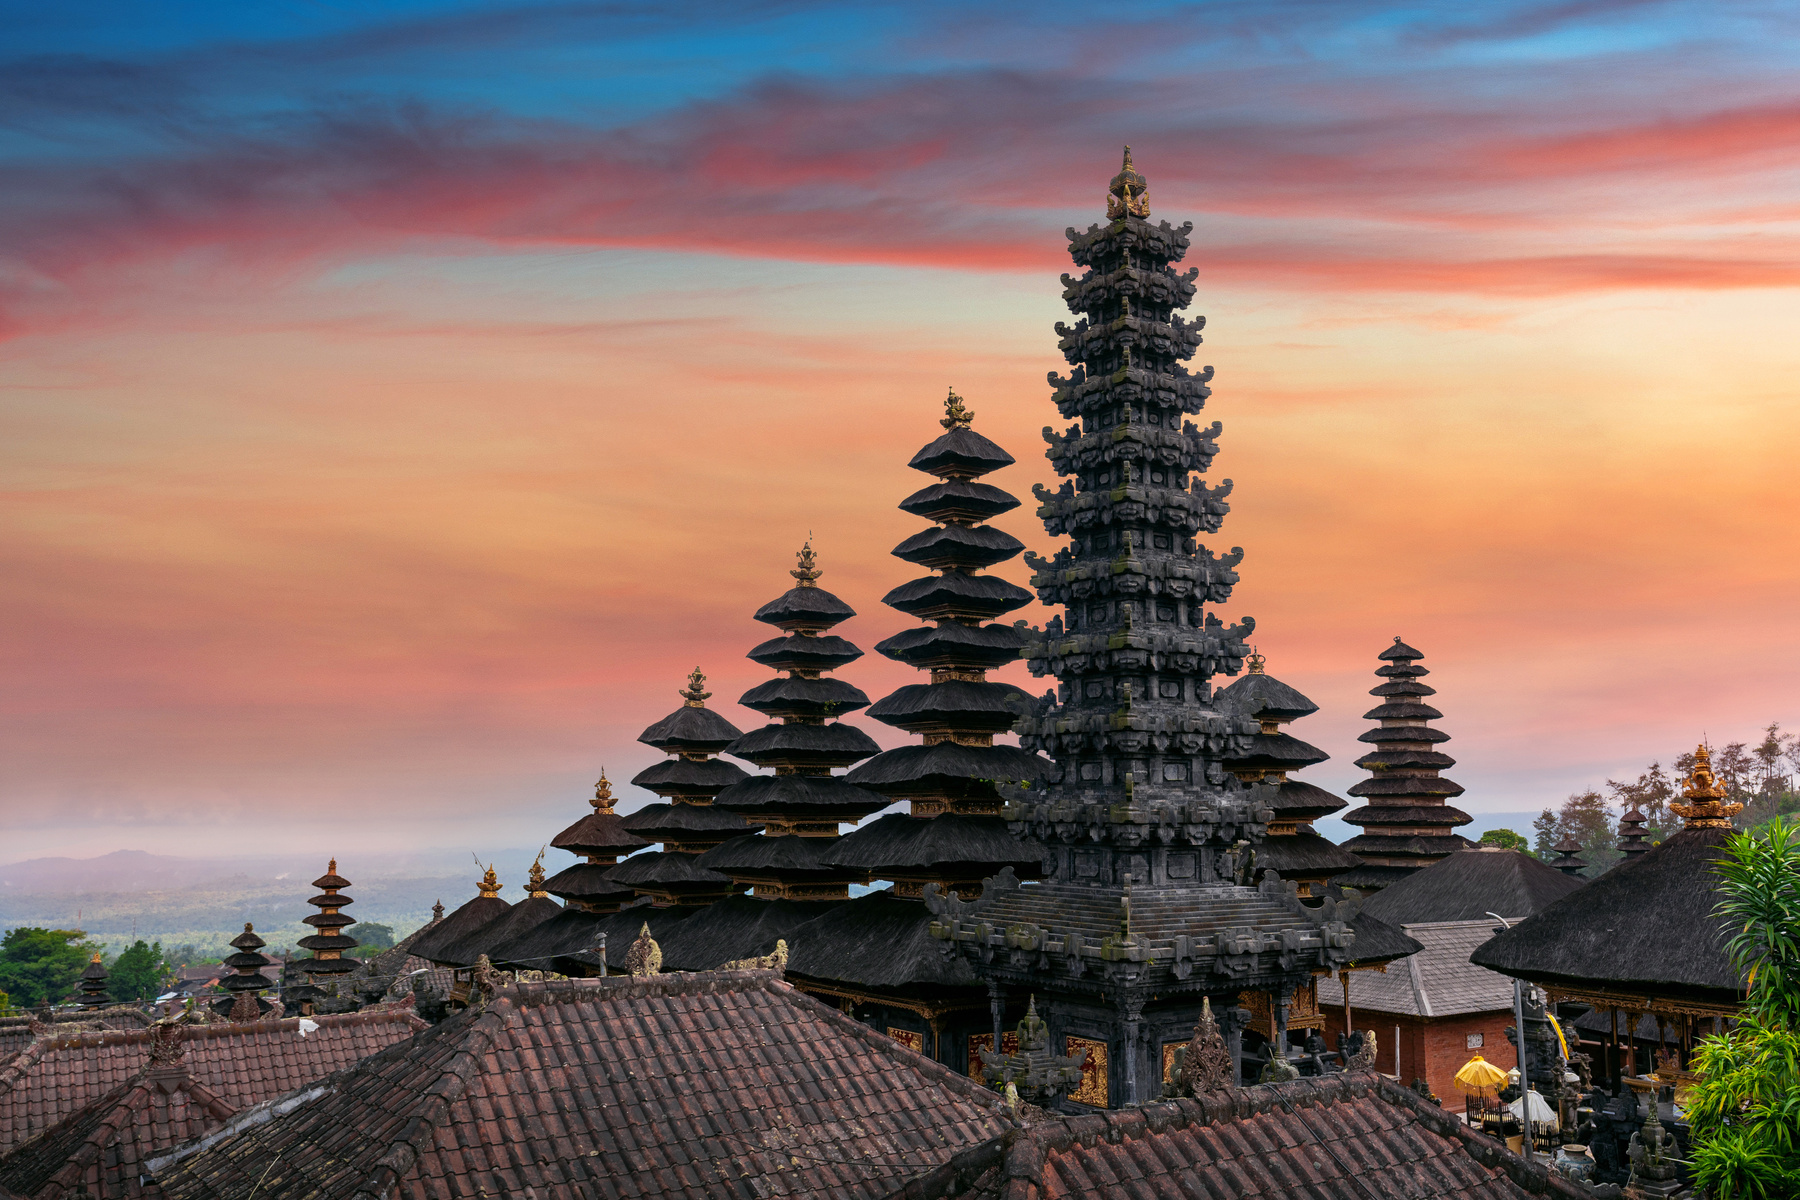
[[486, 907, 610, 974], [785, 890, 983, 998], [881, 572, 1034, 622], [1224, 731, 1328, 772], [866, 680, 1027, 734], [404, 894, 511, 964], [1360, 848, 1583, 926], [725, 721, 882, 769], [694, 833, 845, 875], [711, 774, 888, 818], [620, 801, 759, 839], [1269, 780, 1347, 820], [844, 743, 1052, 792], [745, 633, 863, 673], [1469, 826, 1746, 1006], [427, 895, 563, 968], [738, 676, 870, 719], [629, 757, 751, 797], [891, 524, 1024, 571], [636, 704, 743, 754], [604, 851, 734, 888], [1253, 829, 1361, 878], [549, 811, 651, 859], [875, 622, 1028, 671], [751, 585, 855, 632], [823, 812, 1041, 873], [1341, 804, 1473, 827], [908, 427, 1015, 479], [657, 894, 839, 972], [540, 862, 636, 905], [582, 904, 700, 972], [898, 479, 1020, 524], [1214, 671, 1319, 722]]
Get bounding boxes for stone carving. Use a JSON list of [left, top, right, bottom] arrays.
[[978, 996, 1086, 1106], [721, 939, 788, 972], [626, 924, 663, 977], [1164, 996, 1234, 1096]]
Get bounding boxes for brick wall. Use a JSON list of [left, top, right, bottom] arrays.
[[1323, 1007, 1519, 1113]]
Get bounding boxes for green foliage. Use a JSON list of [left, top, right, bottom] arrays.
[[1531, 809, 1558, 859], [1688, 819, 1800, 1200], [0, 987, 11, 1015], [107, 940, 174, 1002], [1478, 828, 1529, 853], [353, 922, 396, 952], [0, 928, 100, 1008]]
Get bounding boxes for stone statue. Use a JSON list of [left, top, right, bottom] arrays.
[[1164, 997, 1235, 1097], [626, 924, 663, 977]]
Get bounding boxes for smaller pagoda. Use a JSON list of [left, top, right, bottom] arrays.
[[76, 953, 110, 1010], [215, 923, 276, 1020], [611, 669, 756, 907], [1616, 808, 1652, 858], [543, 772, 648, 914], [702, 543, 888, 901], [1550, 834, 1590, 877], [1333, 639, 1475, 890], [293, 859, 359, 1010], [1215, 649, 1361, 899]]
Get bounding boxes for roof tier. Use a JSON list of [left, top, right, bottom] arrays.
[[637, 702, 744, 755], [745, 633, 863, 674], [1345, 775, 1467, 800], [1361, 847, 1584, 925], [656, 894, 841, 971], [881, 571, 1035, 622], [1215, 669, 1319, 722], [1223, 730, 1328, 773], [876, 622, 1029, 671], [822, 812, 1042, 880], [550, 811, 650, 859], [865, 679, 1029, 734], [1251, 828, 1363, 880], [629, 756, 751, 800], [711, 774, 889, 821], [752, 585, 856, 634], [1339, 804, 1474, 828], [724, 721, 881, 771], [787, 889, 986, 998], [891, 524, 1025, 571], [844, 743, 1054, 795], [1268, 780, 1348, 821], [737, 675, 870, 719], [619, 801, 759, 842], [908, 425, 1017, 480], [898, 479, 1021, 524], [404, 893, 512, 964], [428, 895, 563, 969], [540, 863, 637, 906], [695, 835, 872, 893]]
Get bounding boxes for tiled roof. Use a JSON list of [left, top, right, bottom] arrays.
[[0, 1012, 424, 1156], [151, 970, 1012, 1200], [0, 1066, 235, 1200], [887, 1073, 1586, 1200], [1318, 920, 1514, 1018]]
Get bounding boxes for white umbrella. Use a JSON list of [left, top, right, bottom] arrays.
[[1509, 1089, 1557, 1130]]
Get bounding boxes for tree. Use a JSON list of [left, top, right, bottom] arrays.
[[1557, 788, 1619, 876], [1606, 761, 1675, 837], [1531, 808, 1559, 859], [1479, 828, 1529, 853], [1688, 818, 1800, 1200], [0, 928, 99, 1008], [108, 941, 173, 1003]]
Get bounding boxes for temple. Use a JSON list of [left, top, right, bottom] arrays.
[[1333, 640, 1476, 889], [286, 860, 358, 1013], [927, 150, 1367, 1108]]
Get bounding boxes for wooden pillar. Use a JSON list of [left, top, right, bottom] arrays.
[[1341, 969, 1353, 1036]]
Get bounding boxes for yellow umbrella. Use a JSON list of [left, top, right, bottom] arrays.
[[1455, 1054, 1509, 1095]]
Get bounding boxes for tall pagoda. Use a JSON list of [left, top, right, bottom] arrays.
[[292, 859, 359, 1012], [769, 395, 1050, 1064], [929, 150, 1360, 1109], [1216, 650, 1362, 899], [1332, 639, 1475, 890], [699, 544, 888, 899]]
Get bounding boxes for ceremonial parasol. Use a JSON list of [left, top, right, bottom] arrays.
[[1454, 1054, 1508, 1096]]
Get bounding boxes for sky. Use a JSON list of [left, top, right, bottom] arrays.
[[4, 0, 1800, 864]]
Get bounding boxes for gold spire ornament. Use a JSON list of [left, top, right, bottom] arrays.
[[527, 852, 548, 898], [477, 863, 501, 898], [680, 667, 711, 708], [941, 387, 975, 430], [591, 770, 615, 813], [1670, 744, 1744, 829], [791, 539, 822, 588], [1246, 647, 1266, 675], [1107, 145, 1150, 220]]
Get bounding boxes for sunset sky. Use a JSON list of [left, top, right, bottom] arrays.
[[4, 0, 1799, 864]]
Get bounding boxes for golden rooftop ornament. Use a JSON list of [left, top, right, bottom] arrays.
[[941, 387, 975, 430], [680, 667, 711, 708], [1246, 647, 1265, 675], [1670, 743, 1744, 829], [791, 539, 822, 588], [477, 863, 501, 898], [527, 852, 548, 898], [592, 770, 615, 812], [1107, 145, 1150, 220]]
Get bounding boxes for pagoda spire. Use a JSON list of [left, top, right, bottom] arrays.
[[541, 769, 651, 915], [1670, 744, 1744, 829], [702, 543, 887, 900], [294, 859, 360, 1007], [827, 390, 1050, 898], [1331, 639, 1475, 889], [931, 152, 1357, 1109], [216, 923, 275, 1021]]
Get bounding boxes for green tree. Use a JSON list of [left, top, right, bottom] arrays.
[[1478, 828, 1529, 853], [352, 923, 396, 954], [1688, 818, 1800, 1200], [1606, 761, 1675, 838], [0, 928, 99, 1008], [108, 940, 173, 1002], [1531, 808, 1559, 859]]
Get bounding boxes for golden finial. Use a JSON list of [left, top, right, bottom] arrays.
[[1107, 145, 1150, 220], [328, 858, 337, 873], [478, 863, 501, 898], [1670, 743, 1744, 829], [91, 951, 103, 964], [1246, 646, 1265, 675], [592, 769, 614, 812], [528, 851, 547, 898], [941, 387, 975, 430], [791, 539, 822, 588], [680, 667, 711, 708]]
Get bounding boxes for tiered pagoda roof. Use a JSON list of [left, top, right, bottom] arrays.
[[1331, 639, 1475, 890], [288, 860, 358, 1010], [1215, 650, 1361, 898], [75, 955, 109, 1011], [699, 544, 886, 902], [613, 669, 754, 907], [931, 151, 1361, 1108], [213, 923, 276, 1020]]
